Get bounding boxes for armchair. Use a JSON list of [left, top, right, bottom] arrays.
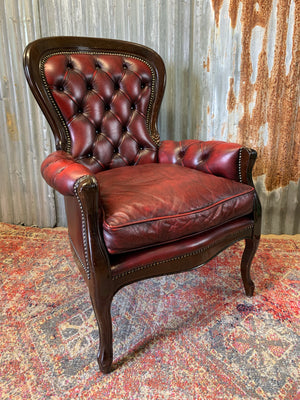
[[23, 37, 261, 373]]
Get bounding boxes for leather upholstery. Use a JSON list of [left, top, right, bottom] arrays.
[[41, 140, 246, 197], [44, 53, 158, 171], [97, 163, 254, 254], [159, 140, 242, 181], [41, 150, 93, 196], [39, 51, 258, 259], [110, 217, 253, 277]]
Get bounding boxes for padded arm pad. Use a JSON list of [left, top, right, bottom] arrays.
[[41, 151, 94, 196], [158, 140, 243, 182]]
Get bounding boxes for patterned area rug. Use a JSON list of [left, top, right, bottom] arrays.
[[0, 223, 299, 399]]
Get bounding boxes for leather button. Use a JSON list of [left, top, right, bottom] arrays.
[[44, 53, 157, 167]]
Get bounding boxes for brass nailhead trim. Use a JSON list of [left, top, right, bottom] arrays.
[[73, 176, 92, 279], [112, 225, 254, 280], [40, 57, 71, 152], [238, 148, 243, 183], [238, 147, 253, 184]]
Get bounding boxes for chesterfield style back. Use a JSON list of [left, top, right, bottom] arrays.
[[23, 37, 261, 373]]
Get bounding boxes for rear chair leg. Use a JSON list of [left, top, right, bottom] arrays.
[[241, 237, 260, 297]]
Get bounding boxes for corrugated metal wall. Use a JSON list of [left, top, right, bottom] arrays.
[[0, 0, 299, 233]]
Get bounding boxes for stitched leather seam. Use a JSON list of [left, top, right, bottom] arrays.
[[111, 225, 254, 280], [103, 188, 255, 230], [40, 51, 159, 152]]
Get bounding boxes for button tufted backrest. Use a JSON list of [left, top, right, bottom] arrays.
[[24, 37, 166, 172]]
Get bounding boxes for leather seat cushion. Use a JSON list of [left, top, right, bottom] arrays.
[[96, 163, 255, 254]]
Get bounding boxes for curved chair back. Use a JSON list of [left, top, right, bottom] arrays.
[[24, 37, 166, 171]]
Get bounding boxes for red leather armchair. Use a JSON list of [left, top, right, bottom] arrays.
[[23, 37, 261, 373]]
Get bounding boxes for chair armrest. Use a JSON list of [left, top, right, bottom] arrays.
[[41, 150, 94, 196], [158, 140, 256, 184]]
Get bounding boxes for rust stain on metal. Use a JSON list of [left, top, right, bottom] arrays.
[[225, 0, 300, 191], [203, 55, 210, 72], [6, 112, 19, 141], [211, 0, 224, 27], [229, 0, 240, 28], [227, 77, 237, 112]]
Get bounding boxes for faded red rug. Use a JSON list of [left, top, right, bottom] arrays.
[[0, 223, 299, 399]]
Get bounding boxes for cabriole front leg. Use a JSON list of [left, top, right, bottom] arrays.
[[241, 237, 260, 297], [91, 296, 113, 374], [73, 175, 114, 373]]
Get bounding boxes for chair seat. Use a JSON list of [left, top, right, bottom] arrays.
[[96, 163, 255, 254]]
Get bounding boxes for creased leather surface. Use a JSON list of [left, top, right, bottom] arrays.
[[110, 218, 253, 276], [41, 150, 93, 196], [96, 163, 255, 254], [159, 140, 242, 181]]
